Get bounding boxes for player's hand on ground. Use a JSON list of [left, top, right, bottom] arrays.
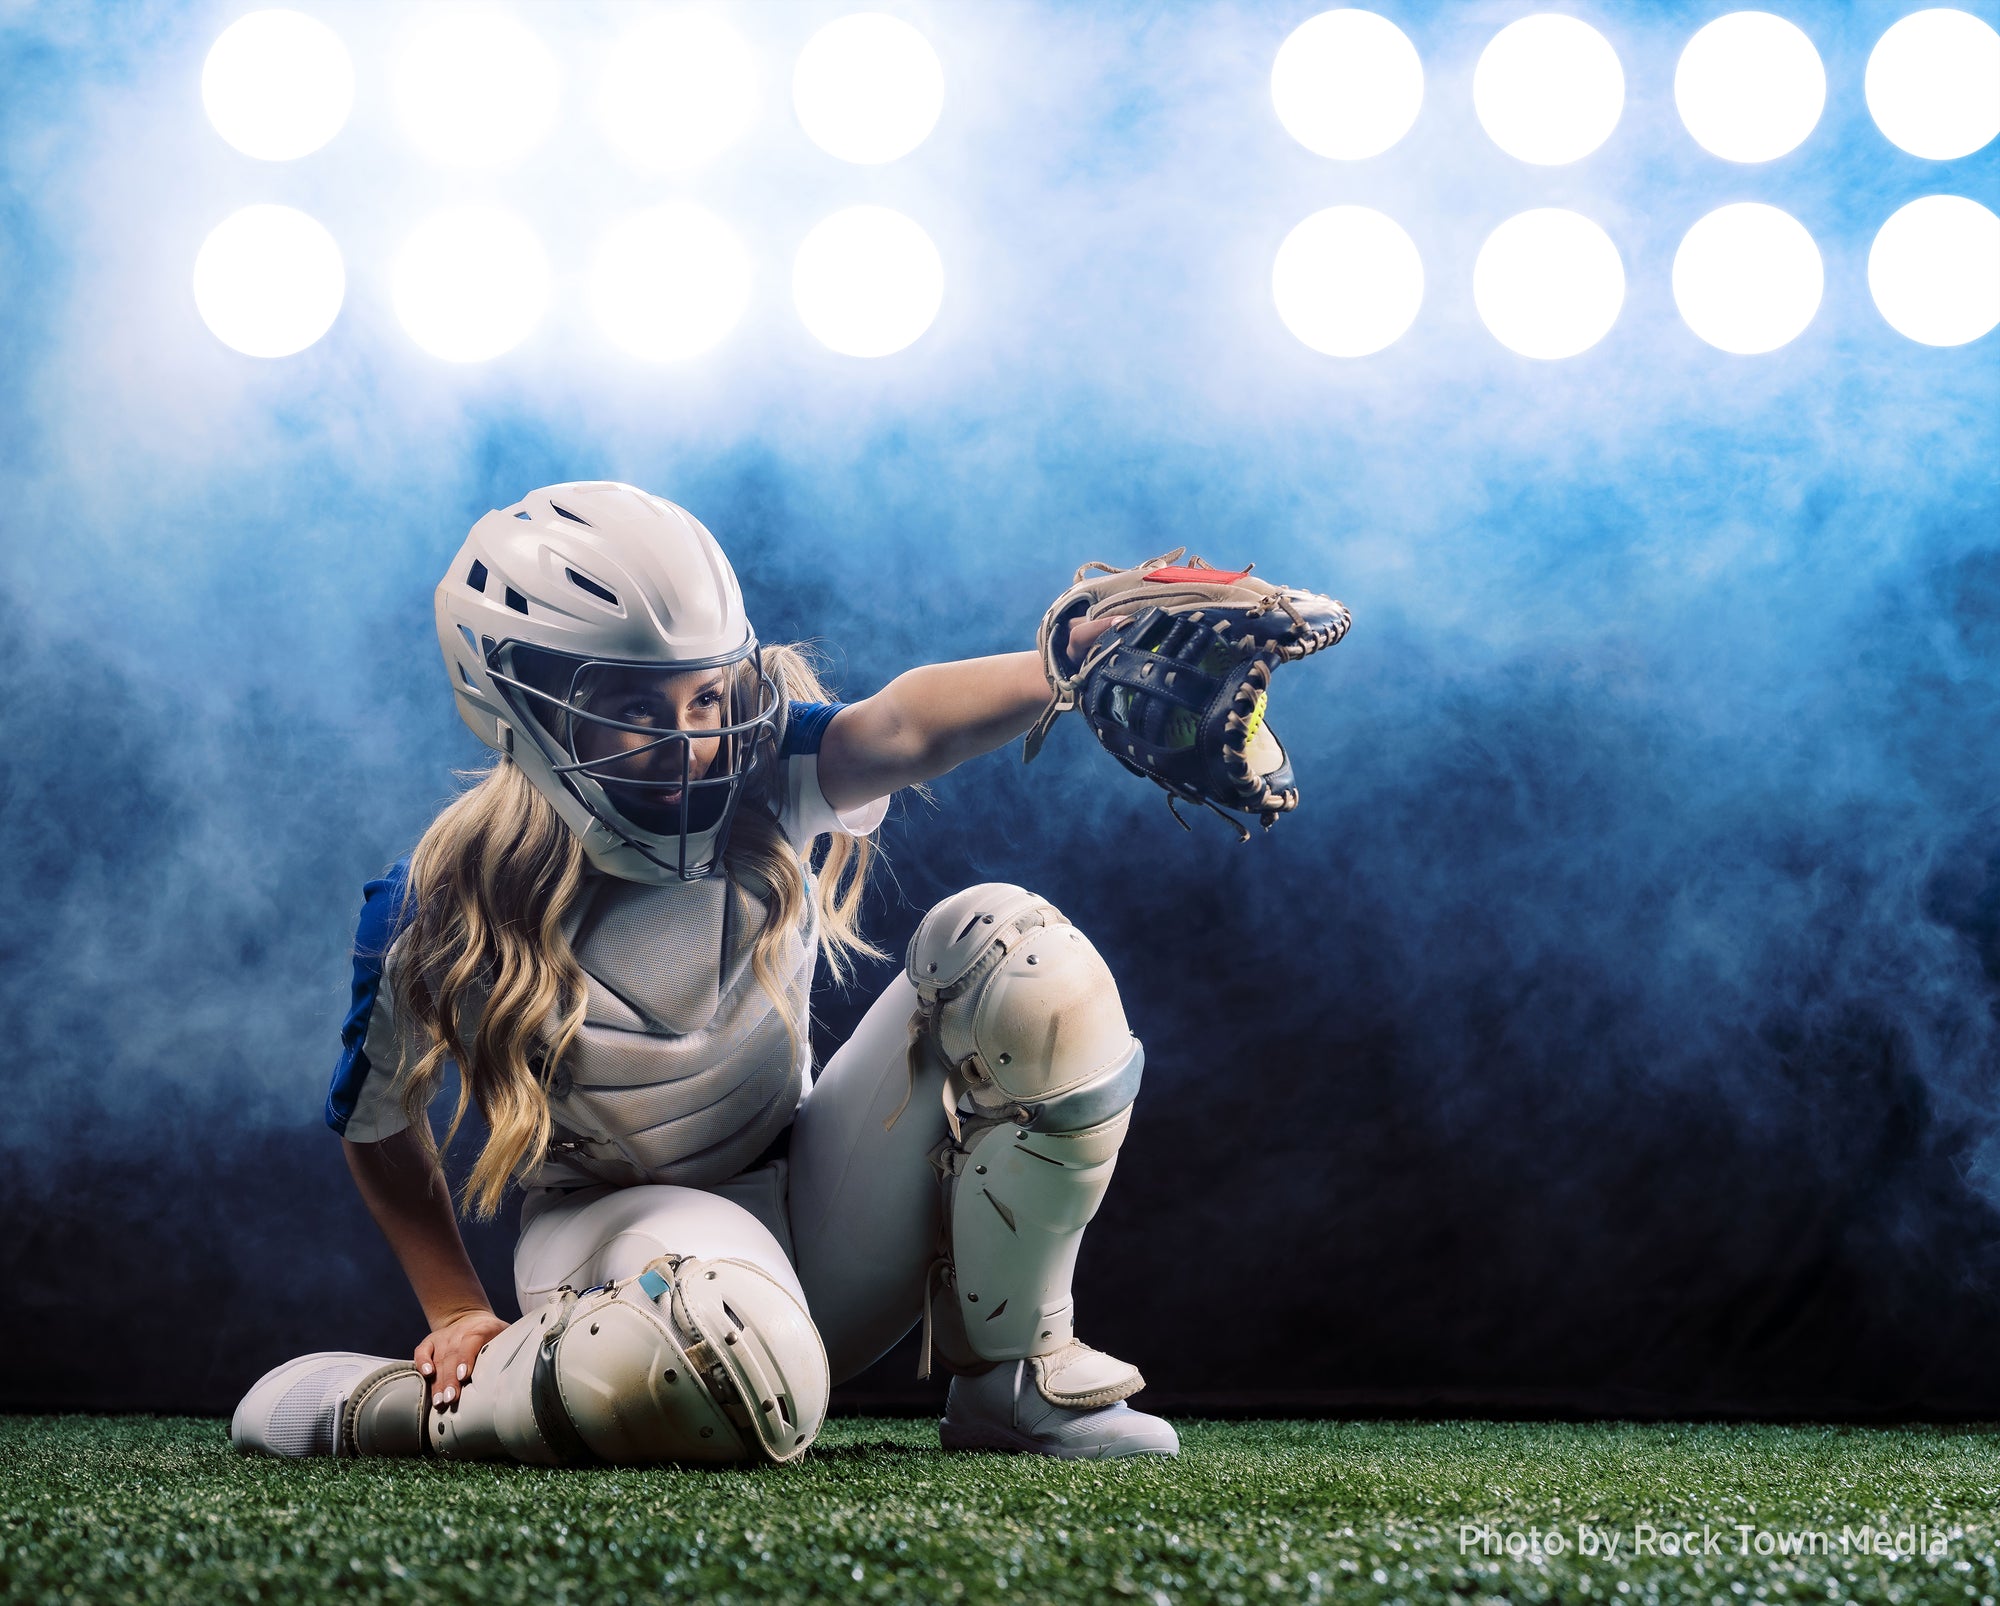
[[416, 1309, 510, 1410]]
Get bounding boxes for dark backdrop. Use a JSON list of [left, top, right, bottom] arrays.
[[4, 0, 1999, 1417]]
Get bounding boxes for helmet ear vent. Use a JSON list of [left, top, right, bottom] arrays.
[[550, 503, 593, 527], [566, 568, 620, 607], [505, 586, 529, 615], [466, 559, 489, 593]]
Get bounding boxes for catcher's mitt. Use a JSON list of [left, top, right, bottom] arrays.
[[1021, 548, 1350, 839]]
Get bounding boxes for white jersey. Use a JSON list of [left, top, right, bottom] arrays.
[[326, 740, 888, 1190]]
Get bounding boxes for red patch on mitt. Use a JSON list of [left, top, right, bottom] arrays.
[[1144, 564, 1250, 585]]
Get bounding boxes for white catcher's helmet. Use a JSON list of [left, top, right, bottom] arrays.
[[436, 482, 781, 882]]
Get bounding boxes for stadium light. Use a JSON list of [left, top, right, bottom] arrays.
[[793, 14, 944, 165], [1672, 203, 1822, 354], [1869, 196, 2000, 347], [1674, 12, 1825, 164], [1474, 208, 1625, 359], [394, 10, 558, 170], [193, 204, 345, 357], [1475, 14, 1624, 166], [1866, 9, 2000, 161], [1270, 9, 1425, 161], [1272, 206, 1424, 356], [597, 12, 759, 175], [393, 205, 551, 362], [202, 9, 354, 162], [589, 204, 753, 362], [793, 206, 943, 357]]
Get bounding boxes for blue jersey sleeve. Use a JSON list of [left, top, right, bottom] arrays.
[[324, 858, 416, 1136], [780, 700, 847, 758]]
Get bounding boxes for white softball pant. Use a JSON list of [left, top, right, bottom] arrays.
[[514, 971, 949, 1385]]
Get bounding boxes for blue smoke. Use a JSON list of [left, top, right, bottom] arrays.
[[2, 0, 1997, 1412]]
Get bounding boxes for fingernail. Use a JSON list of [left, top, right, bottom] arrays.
[[432, 1390, 442, 1404], [419, 1363, 433, 1376], [444, 1385, 456, 1402], [456, 1363, 468, 1382]]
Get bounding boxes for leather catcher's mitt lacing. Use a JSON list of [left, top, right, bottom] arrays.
[[1022, 547, 1351, 841]]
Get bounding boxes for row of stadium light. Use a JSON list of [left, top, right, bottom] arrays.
[[195, 7, 1999, 365], [1275, 9, 2000, 166], [203, 9, 946, 168], [194, 201, 942, 361]]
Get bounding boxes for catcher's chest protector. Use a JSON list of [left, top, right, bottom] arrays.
[[904, 885, 1149, 1403], [537, 870, 815, 1189], [431, 1253, 828, 1466]]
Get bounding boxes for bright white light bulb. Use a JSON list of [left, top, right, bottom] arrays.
[[794, 13, 944, 164], [193, 204, 345, 357], [590, 204, 753, 362], [1868, 195, 2000, 346], [1473, 209, 1625, 360], [1272, 207, 1424, 356], [1270, 10, 1425, 161], [393, 206, 550, 362], [1674, 12, 1825, 163], [1672, 203, 1823, 354], [597, 12, 758, 174], [1866, 9, 2000, 160], [1475, 14, 1625, 165], [793, 206, 943, 357], [202, 9, 354, 161], [395, 10, 558, 169]]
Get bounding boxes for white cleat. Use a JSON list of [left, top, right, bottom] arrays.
[[229, 1351, 412, 1457], [941, 1359, 1180, 1459]]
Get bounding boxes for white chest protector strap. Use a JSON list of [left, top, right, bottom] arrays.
[[430, 1254, 828, 1466], [904, 884, 1148, 1406]]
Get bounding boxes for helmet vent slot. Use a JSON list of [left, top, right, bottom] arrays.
[[565, 568, 619, 607], [513, 510, 532, 520], [457, 662, 475, 688], [466, 559, 489, 593], [550, 502, 592, 526], [504, 586, 529, 615]]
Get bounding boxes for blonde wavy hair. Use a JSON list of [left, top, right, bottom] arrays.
[[391, 642, 880, 1217]]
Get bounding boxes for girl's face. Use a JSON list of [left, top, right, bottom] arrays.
[[573, 665, 729, 822]]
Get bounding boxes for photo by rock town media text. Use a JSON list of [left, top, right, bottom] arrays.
[[1460, 1524, 1956, 1562]]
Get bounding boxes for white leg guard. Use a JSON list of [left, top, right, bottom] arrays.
[[908, 884, 1148, 1407], [433, 1253, 828, 1466]]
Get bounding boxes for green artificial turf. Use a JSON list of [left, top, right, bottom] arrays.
[[4, 1416, 1999, 1604]]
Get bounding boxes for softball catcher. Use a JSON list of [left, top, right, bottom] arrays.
[[231, 485, 1346, 1466]]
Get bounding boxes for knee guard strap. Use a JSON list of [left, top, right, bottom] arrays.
[[343, 1364, 429, 1457], [434, 1255, 828, 1466]]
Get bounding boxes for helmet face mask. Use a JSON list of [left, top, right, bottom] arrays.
[[487, 638, 781, 878], [436, 482, 782, 884]]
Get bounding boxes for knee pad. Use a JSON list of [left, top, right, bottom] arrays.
[[436, 1254, 829, 1466], [906, 883, 1140, 1129], [907, 885, 1144, 1370]]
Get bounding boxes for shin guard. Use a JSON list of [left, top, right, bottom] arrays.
[[906, 884, 1146, 1401]]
